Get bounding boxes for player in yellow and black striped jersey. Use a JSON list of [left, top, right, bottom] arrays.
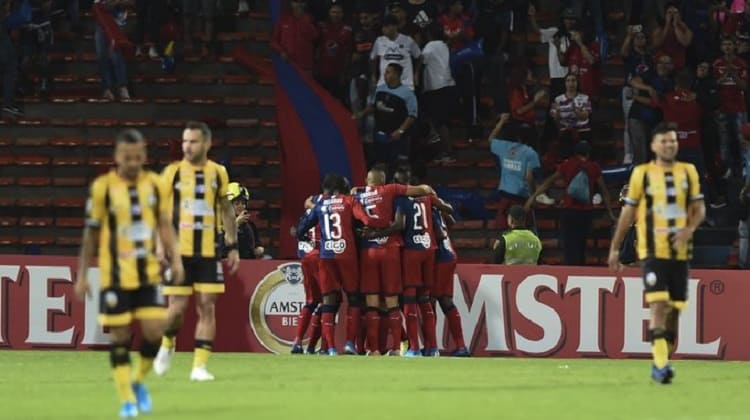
[[154, 121, 240, 382], [608, 122, 705, 384], [74, 129, 184, 418]]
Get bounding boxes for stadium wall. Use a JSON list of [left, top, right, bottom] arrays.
[[0, 256, 744, 360]]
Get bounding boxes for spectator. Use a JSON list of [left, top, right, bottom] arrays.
[[723, 0, 750, 63], [560, 26, 601, 97], [551, 73, 592, 158], [19, 0, 54, 97], [738, 123, 750, 266], [272, 0, 319, 73], [713, 36, 748, 178], [1, 1, 21, 115], [354, 62, 417, 169], [350, 8, 379, 144], [218, 183, 265, 259], [475, 0, 513, 57], [94, 0, 130, 100], [652, 2, 693, 71], [489, 113, 550, 231], [508, 66, 547, 151], [182, 0, 218, 56], [439, 0, 481, 141], [525, 141, 615, 266], [694, 59, 727, 206], [492, 205, 542, 265], [134, 0, 166, 58], [370, 14, 421, 90], [316, 3, 353, 102], [620, 25, 653, 164], [628, 53, 675, 163], [652, 69, 707, 191], [388, 1, 411, 35], [401, 0, 439, 45], [421, 22, 457, 163], [616, 184, 638, 266], [529, 4, 575, 98]]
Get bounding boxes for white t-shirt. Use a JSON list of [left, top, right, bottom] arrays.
[[421, 40, 455, 92], [370, 33, 421, 89], [539, 27, 569, 79]]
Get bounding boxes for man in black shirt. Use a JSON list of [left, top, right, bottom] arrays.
[[219, 182, 264, 259]]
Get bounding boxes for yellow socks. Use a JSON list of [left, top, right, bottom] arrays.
[[193, 340, 213, 368]]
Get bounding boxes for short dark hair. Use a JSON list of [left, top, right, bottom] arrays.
[[393, 166, 412, 185], [651, 121, 678, 140], [115, 129, 146, 145], [184, 121, 212, 141], [508, 205, 526, 224], [386, 62, 404, 76], [322, 173, 346, 194]]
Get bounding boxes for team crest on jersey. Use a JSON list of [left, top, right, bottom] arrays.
[[249, 262, 307, 354], [324, 239, 347, 253]]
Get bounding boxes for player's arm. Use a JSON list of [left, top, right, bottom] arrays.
[[220, 195, 240, 272], [405, 184, 434, 196], [75, 180, 105, 300], [297, 208, 319, 240], [609, 168, 644, 270], [492, 236, 506, 264], [360, 208, 405, 239], [525, 171, 561, 210], [431, 195, 454, 215], [304, 195, 316, 209]]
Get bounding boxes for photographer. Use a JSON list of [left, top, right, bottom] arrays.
[[219, 182, 265, 259]]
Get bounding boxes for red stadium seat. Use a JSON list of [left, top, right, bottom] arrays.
[[227, 138, 259, 147], [0, 197, 16, 207], [536, 219, 557, 231], [50, 138, 85, 147], [56, 217, 85, 228], [53, 156, 85, 166], [0, 236, 19, 246], [20, 217, 53, 227], [223, 97, 255, 106], [53, 198, 86, 208], [56, 236, 83, 246], [0, 217, 17, 227], [17, 177, 51, 186], [452, 220, 484, 230], [15, 155, 50, 166], [542, 238, 559, 248], [223, 75, 253, 85], [18, 197, 52, 207], [14, 137, 49, 146], [231, 156, 263, 166], [53, 177, 87, 187], [21, 236, 55, 246], [452, 237, 487, 249], [0, 177, 14, 186]]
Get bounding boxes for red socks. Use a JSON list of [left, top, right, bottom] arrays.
[[419, 301, 437, 350], [404, 303, 421, 351], [293, 305, 314, 345]]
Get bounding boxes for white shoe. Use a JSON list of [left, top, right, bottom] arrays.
[[190, 366, 215, 382], [148, 46, 159, 59], [102, 89, 115, 100], [135, 46, 144, 57], [119, 87, 131, 100], [153, 346, 173, 376], [536, 193, 555, 205]]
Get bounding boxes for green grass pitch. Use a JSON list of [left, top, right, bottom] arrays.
[[2, 351, 748, 419]]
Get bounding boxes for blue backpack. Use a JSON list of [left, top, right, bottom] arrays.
[[567, 166, 591, 204]]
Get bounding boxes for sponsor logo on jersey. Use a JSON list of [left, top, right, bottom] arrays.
[[324, 239, 347, 254], [412, 233, 431, 248]]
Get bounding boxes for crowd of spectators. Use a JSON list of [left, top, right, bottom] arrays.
[[272, 0, 750, 265]]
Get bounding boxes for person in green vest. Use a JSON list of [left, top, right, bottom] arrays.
[[492, 205, 542, 265]]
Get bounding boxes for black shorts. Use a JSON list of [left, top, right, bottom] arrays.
[[163, 257, 225, 295], [421, 86, 457, 125], [642, 258, 689, 306], [99, 286, 166, 327]]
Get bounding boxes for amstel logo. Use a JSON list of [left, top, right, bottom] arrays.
[[249, 262, 307, 353]]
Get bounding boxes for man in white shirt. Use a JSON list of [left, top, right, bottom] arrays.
[[529, 5, 577, 98], [421, 23, 457, 162], [370, 14, 421, 90]]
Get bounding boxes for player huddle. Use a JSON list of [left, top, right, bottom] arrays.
[[290, 166, 470, 357]]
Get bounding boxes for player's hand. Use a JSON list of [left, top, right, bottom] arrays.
[[254, 246, 265, 258], [74, 273, 90, 301], [391, 130, 403, 140], [671, 227, 694, 251], [170, 259, 185, 286], [607, 250, 623, 272], [227, 249, 240, 274]]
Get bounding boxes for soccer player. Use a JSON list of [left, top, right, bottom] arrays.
[[74, 129, 184, 418], [608, 122, 705, 384], [392, 168, 452, 357], [153, 121, 240, 381], [354, 167, 434, 355], [291, 199, 323, 354], [431, 205, 470, 357], [297, 174, 377, 355]]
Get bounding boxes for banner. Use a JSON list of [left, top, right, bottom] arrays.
[[1, 256, 747, 360]]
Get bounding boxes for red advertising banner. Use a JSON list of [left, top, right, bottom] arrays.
[[0, 256, 747, 359]]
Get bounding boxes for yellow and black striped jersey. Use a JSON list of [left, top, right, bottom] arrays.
[[624, 161, 703, 261], [161, 160, 230, 258], [86, 170, 170, 290]]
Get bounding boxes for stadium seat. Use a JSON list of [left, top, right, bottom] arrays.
[[88, 138, 114, 147], [223, 75, 253, 84], [224, 97, 255, 106], [53, 156, 85, 166], [231, 156, 263, 166], [227, 138, 260, 147], [227, 118, 260, 128], [15, 155, 51, 166], [247, 200, 267, 209], [536, 219, 557, 231], [585, 256, 602, 265], [0, 155, 12, 165], [187, 97, 220, 105], [17, 177, 51, 186], [85, 118, 118, 127], [452, 220, 484, 230], [55, 217, 85, 228], [21, 236, 55, 246], [154, 120, 186, 127], [14, 137, 49, 146], [452, 237, 487, 248], [0, 217, 17, 227], [0, 177, 14, 186], [542, 238, 559, 248], [51, 118, 85, 127], [88, 157, 114, 167], [0, 236, 18, 246], [0, 197, 15, 207], [18, 198, 52, 207], [446, 179, 479, 188], [50, 138, 85, 147], [20, 217, 53, 227], [540, 255, 562, 265], [185, 74, 218, 84], [53, 177, 87, 187], [53, 198, 86, 208]]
